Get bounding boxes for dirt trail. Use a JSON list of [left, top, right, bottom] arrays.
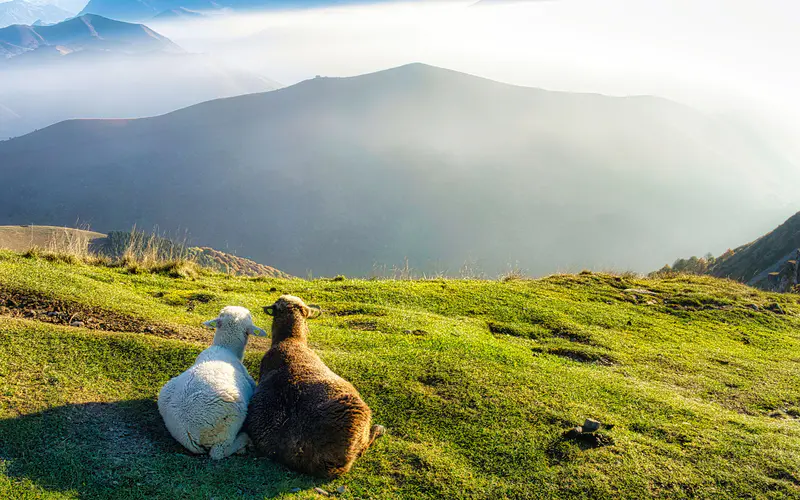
[[0, 286, 207, 341]]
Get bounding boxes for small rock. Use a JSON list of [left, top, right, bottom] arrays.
[[746, 304, 759, 311], [47, 311, 59, 317], [70, 321, 84, 328], [314, 487, 330, 496], [583, 418, 601, 432], [290, 488, 302, 493], [336, 486, 346, 494], [624, 288, 657, 296]]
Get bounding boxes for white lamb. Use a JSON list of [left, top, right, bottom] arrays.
[[157, 306, 266, 459]]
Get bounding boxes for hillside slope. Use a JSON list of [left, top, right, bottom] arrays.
[[0, 253, 798, 498], [708, 211, 800, 284], [663, 211, 800, 291], [0, 63, 797, 276]]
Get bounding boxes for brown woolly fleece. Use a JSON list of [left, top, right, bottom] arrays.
[[245, 295, 384, 478]]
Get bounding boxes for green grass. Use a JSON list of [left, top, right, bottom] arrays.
[[0, 250, 799, 499]]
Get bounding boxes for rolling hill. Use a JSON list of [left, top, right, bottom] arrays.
[[0, 253, 799, 497], [0, 0, 72, 29], [0, 63, 797, 277]]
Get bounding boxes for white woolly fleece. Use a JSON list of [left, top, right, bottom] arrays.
[[157, 306, 263, 459]]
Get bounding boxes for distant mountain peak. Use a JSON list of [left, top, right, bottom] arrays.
[[0, 13, 183, 59], [0, 0, 73, 29]]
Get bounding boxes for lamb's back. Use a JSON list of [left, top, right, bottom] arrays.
[[189, 346, 254, 404], [159, 345, 256, 452]]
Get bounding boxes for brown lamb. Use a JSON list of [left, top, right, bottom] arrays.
[[245, 295, 385, 478]]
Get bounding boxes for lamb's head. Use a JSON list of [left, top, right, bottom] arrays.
[[263, 295, 321, 345], [203, 306, 267, 359]]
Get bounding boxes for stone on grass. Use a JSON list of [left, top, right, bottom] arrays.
[[583, 418, 601, 432]]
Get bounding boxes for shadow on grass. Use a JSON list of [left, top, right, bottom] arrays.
[[0, 399, 318, 499]]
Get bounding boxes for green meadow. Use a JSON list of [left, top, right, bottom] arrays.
[[0, 250, 799, 499]]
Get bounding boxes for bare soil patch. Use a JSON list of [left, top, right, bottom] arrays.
[[0, 286, 203, 340]]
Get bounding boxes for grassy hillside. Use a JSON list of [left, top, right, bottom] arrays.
[[0, 251, 799, 498]]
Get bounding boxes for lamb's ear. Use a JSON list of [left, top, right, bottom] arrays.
[[263, 305, 275, 316], [250, 326, 268, 337], [203, 318, 219, 329], [306, 305, 322, 319]]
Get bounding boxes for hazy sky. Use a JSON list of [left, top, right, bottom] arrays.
[[151, 0, 799, 121]]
